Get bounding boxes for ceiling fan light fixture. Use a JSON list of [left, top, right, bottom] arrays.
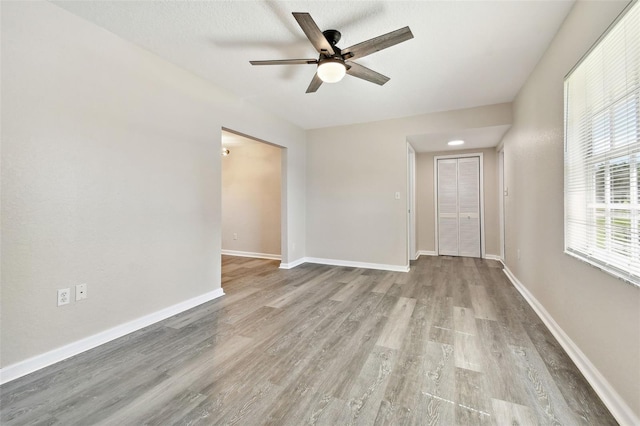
[[317, 59, 346, 83], [249, 12, 413, 92]]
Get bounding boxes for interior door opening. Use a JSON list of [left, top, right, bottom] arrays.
[[220, 128, 285, 281]]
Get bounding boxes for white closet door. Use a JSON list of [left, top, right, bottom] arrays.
[[457, 157, 480, 257], [437, 159, 459, 256], [437, 156, 481, 258]]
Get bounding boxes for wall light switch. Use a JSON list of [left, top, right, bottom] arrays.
[[395, 192, 401, 200]]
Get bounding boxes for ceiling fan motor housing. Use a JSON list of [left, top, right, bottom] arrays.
[[320, 30, 344, 62], [322, 29, 341, 46]]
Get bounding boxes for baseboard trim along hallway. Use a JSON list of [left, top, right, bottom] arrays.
[[416, 251, 501, 262], [280, 256, 409, 272], [221, 249, 281, 261], [279, 258, 306, 269], [0, 288, 225, 385], [502, 266, 639, 426], [483, 254, 502, 262]]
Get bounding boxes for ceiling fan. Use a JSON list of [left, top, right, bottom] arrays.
[[250, 12, 414, 93]]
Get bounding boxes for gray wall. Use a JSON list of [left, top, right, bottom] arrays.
[[222, 139, 281, 256], [500, 0, 639, 417], [1, 1, 306, 368], [306, 104, 511, 268], [416, 148, 499, 257]]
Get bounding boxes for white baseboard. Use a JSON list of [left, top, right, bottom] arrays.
[[484, 254, 503, 261], [305, 257, 410, 272], [0, 288, 225, 385], [279, 257, 409, 272], [502, 267, 639, 426], [279, 257, 306, 269], [415, 251, 501, 262], [221, 249, 281, 261]]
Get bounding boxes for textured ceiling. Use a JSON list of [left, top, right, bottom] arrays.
[[53, 1, 574, 132]]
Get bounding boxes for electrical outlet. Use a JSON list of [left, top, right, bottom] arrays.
[[57, 288, 70, 306], [233, 233, 238, 240], [76, 283, 87, 301]]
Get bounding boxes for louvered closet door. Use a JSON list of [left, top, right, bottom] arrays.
[[437, 159, 459, 256], [457, 157, 480, 257], [437, 157, 481, 258]]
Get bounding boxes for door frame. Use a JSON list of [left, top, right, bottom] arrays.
[[434, 152, 485, 258], [498, 148, 505, 261], [407, 143, 417, 262]]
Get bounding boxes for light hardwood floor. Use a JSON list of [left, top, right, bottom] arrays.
[[0, 256, 617, 425]]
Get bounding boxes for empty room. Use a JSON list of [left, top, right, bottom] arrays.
[[1, 1, 639, 425]]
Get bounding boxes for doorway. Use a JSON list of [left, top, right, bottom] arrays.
[[434, 153, 485, 258], [221, 129, 284, 262]]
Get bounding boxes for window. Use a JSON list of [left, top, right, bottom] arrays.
[[564, 1, 640, 286]]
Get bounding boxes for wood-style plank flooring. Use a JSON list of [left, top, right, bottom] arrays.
[[0, 256, 617, 425]]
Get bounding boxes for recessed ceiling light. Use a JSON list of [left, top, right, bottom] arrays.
[[448, 140, 465, 146]]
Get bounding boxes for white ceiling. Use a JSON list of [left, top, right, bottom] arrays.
[[52, 0, 573, 154]]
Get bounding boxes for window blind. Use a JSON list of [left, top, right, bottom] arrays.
[[564, 0, 640, 286]]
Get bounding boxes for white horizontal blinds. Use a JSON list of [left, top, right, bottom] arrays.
[[438, 159, 459, 256], [458, 157, 481, 258], [565, 1, 640, 285]]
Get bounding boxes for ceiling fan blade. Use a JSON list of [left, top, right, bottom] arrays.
[[250, 59, 318, 66], [341, 27, 413, 61], [306, 73, 323, 93], [292, 12, 335, 55], [346, 61, 390, 86]]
